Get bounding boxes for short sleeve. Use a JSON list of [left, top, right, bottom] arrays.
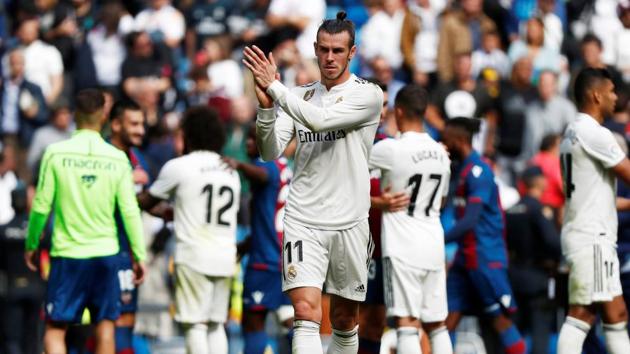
[[149, 159, 179, 200], [442, 153, 451, 197], [579, 126, 625, 168], [466, 164, 493, 204], [369, 139, 395, 172]]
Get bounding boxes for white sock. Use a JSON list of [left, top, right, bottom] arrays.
[[396, 327, 421, 354], [293, 320, 323, 354], [327, 325, 358, 354], [185, 323, 209, 354], [557, 316, 591, 354], [429, 326, 453, 354], [207, 322, 228, 354], [603, 321, 630, 354]]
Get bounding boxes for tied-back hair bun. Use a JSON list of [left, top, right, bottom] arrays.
[[336, 11, 347, 21]]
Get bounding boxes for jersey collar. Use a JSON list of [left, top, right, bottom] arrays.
[[73, 129, 103, 139], [321, 74, 356, 93]]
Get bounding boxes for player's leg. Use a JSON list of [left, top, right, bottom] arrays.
[[282, 221, 329, 354], [601, 295, 630, 353], [44, 322, 68, 354], [328, 295, 360, 354], [206, 277, 231, 354], [287, 287, 324, 354], [243, 309, 269, 354], [445, 264, 469, 333], [324, 221, 373, 354], [469, 267, 525, 354], [276, 304, 295, 354], [558, 246, 603, 354], [421, 267, 452, 354], [115, 257, 138, 354], [358, 258, 386, 354], [94, 320, 116, 354]]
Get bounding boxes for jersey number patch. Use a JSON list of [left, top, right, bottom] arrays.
[[202, 184, 235, 226], [407, 174, 442, 216]]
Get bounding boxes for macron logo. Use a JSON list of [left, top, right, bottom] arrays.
[[471, 166, 483, 178], [501, 295, 512, 308], [252, 291, 264, 304]]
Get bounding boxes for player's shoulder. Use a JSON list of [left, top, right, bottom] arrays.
[[351, 76, 384, 95], [464, 155, 492, 181], [372, 136, 396, 153]]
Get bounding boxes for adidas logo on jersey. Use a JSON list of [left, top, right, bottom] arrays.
[[355, 284, 366, 293]]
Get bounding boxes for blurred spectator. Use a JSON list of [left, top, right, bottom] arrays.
[[86, 1, 130, 91], [574, 34, 625, 96], [229, 0, 272, 51], [134, 0, 185, 49], [614, 1, 630, 83], [437, 0, 497, 82], [0, 184, 45, 354], [11, 16, 64, 105], [369, 56, 404, 110], [186, 65, 212, 107], [266, 0, 325, 59], [508, 17, 561, 82], [26, 101, 73, 174], [522, 70, 575, 161], [506, 166, 560, 354], [529, 134, 564, 223], [184, 0, 236, 59], [360, 0, 405, 74], [471, 30, 510, 80], [0, 144, 16, 225], [587, 0, 623, 66], [37, 0, 78, 77], [1, 48, 48, 180], [400, 0, 446, 89], [72, 0, 100, 35], [537, 0, 563, 51], [202, 37, 243, 98], [426, 52, 496, 144], [495, 56, 537, 185], [121, 31, 173, 126]]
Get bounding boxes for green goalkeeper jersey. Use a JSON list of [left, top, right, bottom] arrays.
[[26, 129, 146, 261]]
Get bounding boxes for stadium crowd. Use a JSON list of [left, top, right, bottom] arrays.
[[1, 0, 630, 353]]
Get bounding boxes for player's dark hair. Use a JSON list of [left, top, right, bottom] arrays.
[[395, 84, 428, 119], [573, 67, 612, 108], [181, 106, 225, 153], [445, 117, 481, 144], [317, 11, 355, 48], [75, 88, 105, 125], [521, 166, 544, 189], [540, 134, 560, 152], [366, 77, 387, 92], [581, 33, 603, 49], [110, 100, 141, 122]]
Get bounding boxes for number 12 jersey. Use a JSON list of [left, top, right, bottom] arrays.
[[149, 151, 241, 276], [560, 113, 625, 255], [369, 132, 451, 270]]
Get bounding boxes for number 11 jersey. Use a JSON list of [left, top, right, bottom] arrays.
[[149, 151, 241, 276], [560, 113, 625, 255], [369, 132, 450, 270]]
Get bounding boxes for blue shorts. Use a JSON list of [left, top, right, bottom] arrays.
[[243, 267, 290, 312], [447, 264, 517, 316], [115, 251, 138, 314], [46, 255, 120, 323], [364, 257, 384, 305]]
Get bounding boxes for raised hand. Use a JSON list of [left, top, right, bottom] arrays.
[[242, 46, 278, 90]]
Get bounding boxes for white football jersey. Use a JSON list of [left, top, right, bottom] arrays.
[[369, 132, 451, 269], [560, 113, 625, 255], [257, 75, 383, 230], [149, 151, 241, 276]]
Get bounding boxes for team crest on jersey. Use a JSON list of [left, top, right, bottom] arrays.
[[287, 265, 297, 280], [81, 174, 97, 188], [303, 89, 315, 101]]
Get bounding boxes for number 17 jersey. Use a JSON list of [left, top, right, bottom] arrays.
[[149, 151, 241, 276], [560, 113, 625, 255], [369, 132, 450, 270]]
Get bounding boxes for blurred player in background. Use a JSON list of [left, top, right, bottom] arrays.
[[109, 100, 152, 354], [25, 89, 146, 354], [557, 68, 630, 353], [139, 106, 240, 354], [442, 117, 526, 354], [369, 84, 452, 354], [244, 11, 383, 354], [224, 125, 294, 354]]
